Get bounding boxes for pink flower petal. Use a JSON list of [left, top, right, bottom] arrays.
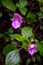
[[10, 18, 16, 22], [12, 20, 21, 29], [10, 13, 22, 29], [28, 44, 37, 55], [14, 13, 22, 23]]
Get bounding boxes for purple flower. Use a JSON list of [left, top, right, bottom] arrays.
[[10, 13, 22, 29], [28, 44, 37, 55]]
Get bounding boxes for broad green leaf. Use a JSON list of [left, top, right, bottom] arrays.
[[27, 12, 36, 19], [37, 12, 43, 19], [41, 7, 43, 12], [37, 0, 43, 2], [35, 40, 43, 53], [21, 27, 32, 38], [1, 0, 16, 11], [19, 7, 27, 15], [9, 34, 23, 41], [5, 50, 20, 65], [22, 42, 28, 50], [0, 33, 3, 38], [19, 0, 27, 7], [26, 58, 31, 65], [3, 44, 17, 56]]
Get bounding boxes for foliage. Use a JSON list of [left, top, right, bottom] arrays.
[[37, 0, 43, 2], [1, 0, 16, 11], [21, 27, 32, 38], [3, 44, 17, 56], [5, 50, 20, 65], [0, 0, 43, 65]]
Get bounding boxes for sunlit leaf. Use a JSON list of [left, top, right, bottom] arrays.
[[22, 42, 28, 50], [1, 0, 16, 11], [19, 0, 27, 7], [10, 34, 23, 42], [35, 40, 43, 53], [19, 7, 27, 15], [37, 0, 43, 2], [21, 27, 32, 38], [16, 2, 20, 7], [5, 50, 20, 65]]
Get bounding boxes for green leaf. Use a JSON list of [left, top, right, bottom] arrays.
[[21, 27, 32, 38], [16, 2, 20, 7], [22, 42, 28, 50], [0, 12, 2, 17], [26, 19, 36, 25], [4, 32, 12, 35], [9, 34, 23, 42], [35, 40, 43, 53], [27, 12, 36, 19], [0, 1, 3, 8], [40, 40, 43, 44], [31, 56, 36, 62], [31, 38, 35, 42], [5, 37, 9, 42], [1, 0, 16, 11], [19, 0, 27, 7], [26, 58, 31, 65], [41, 7, 43, 12], [37, 12, 43, 19], [36, 55, 41, 62], [8, 27, 14, 34], [40, 52, 43, 56], [40, 25, 43, 29], [37, 0, 43, 2], [3, 44, 16, 56], [0, 33, 3, 38], [34, 64, 37, 65], [5, 50, 20, 65], [19, 7, 27, 15]]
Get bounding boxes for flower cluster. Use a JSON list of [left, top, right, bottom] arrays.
[[28, 44, 37, 55], [10, 13, 22, 29]]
